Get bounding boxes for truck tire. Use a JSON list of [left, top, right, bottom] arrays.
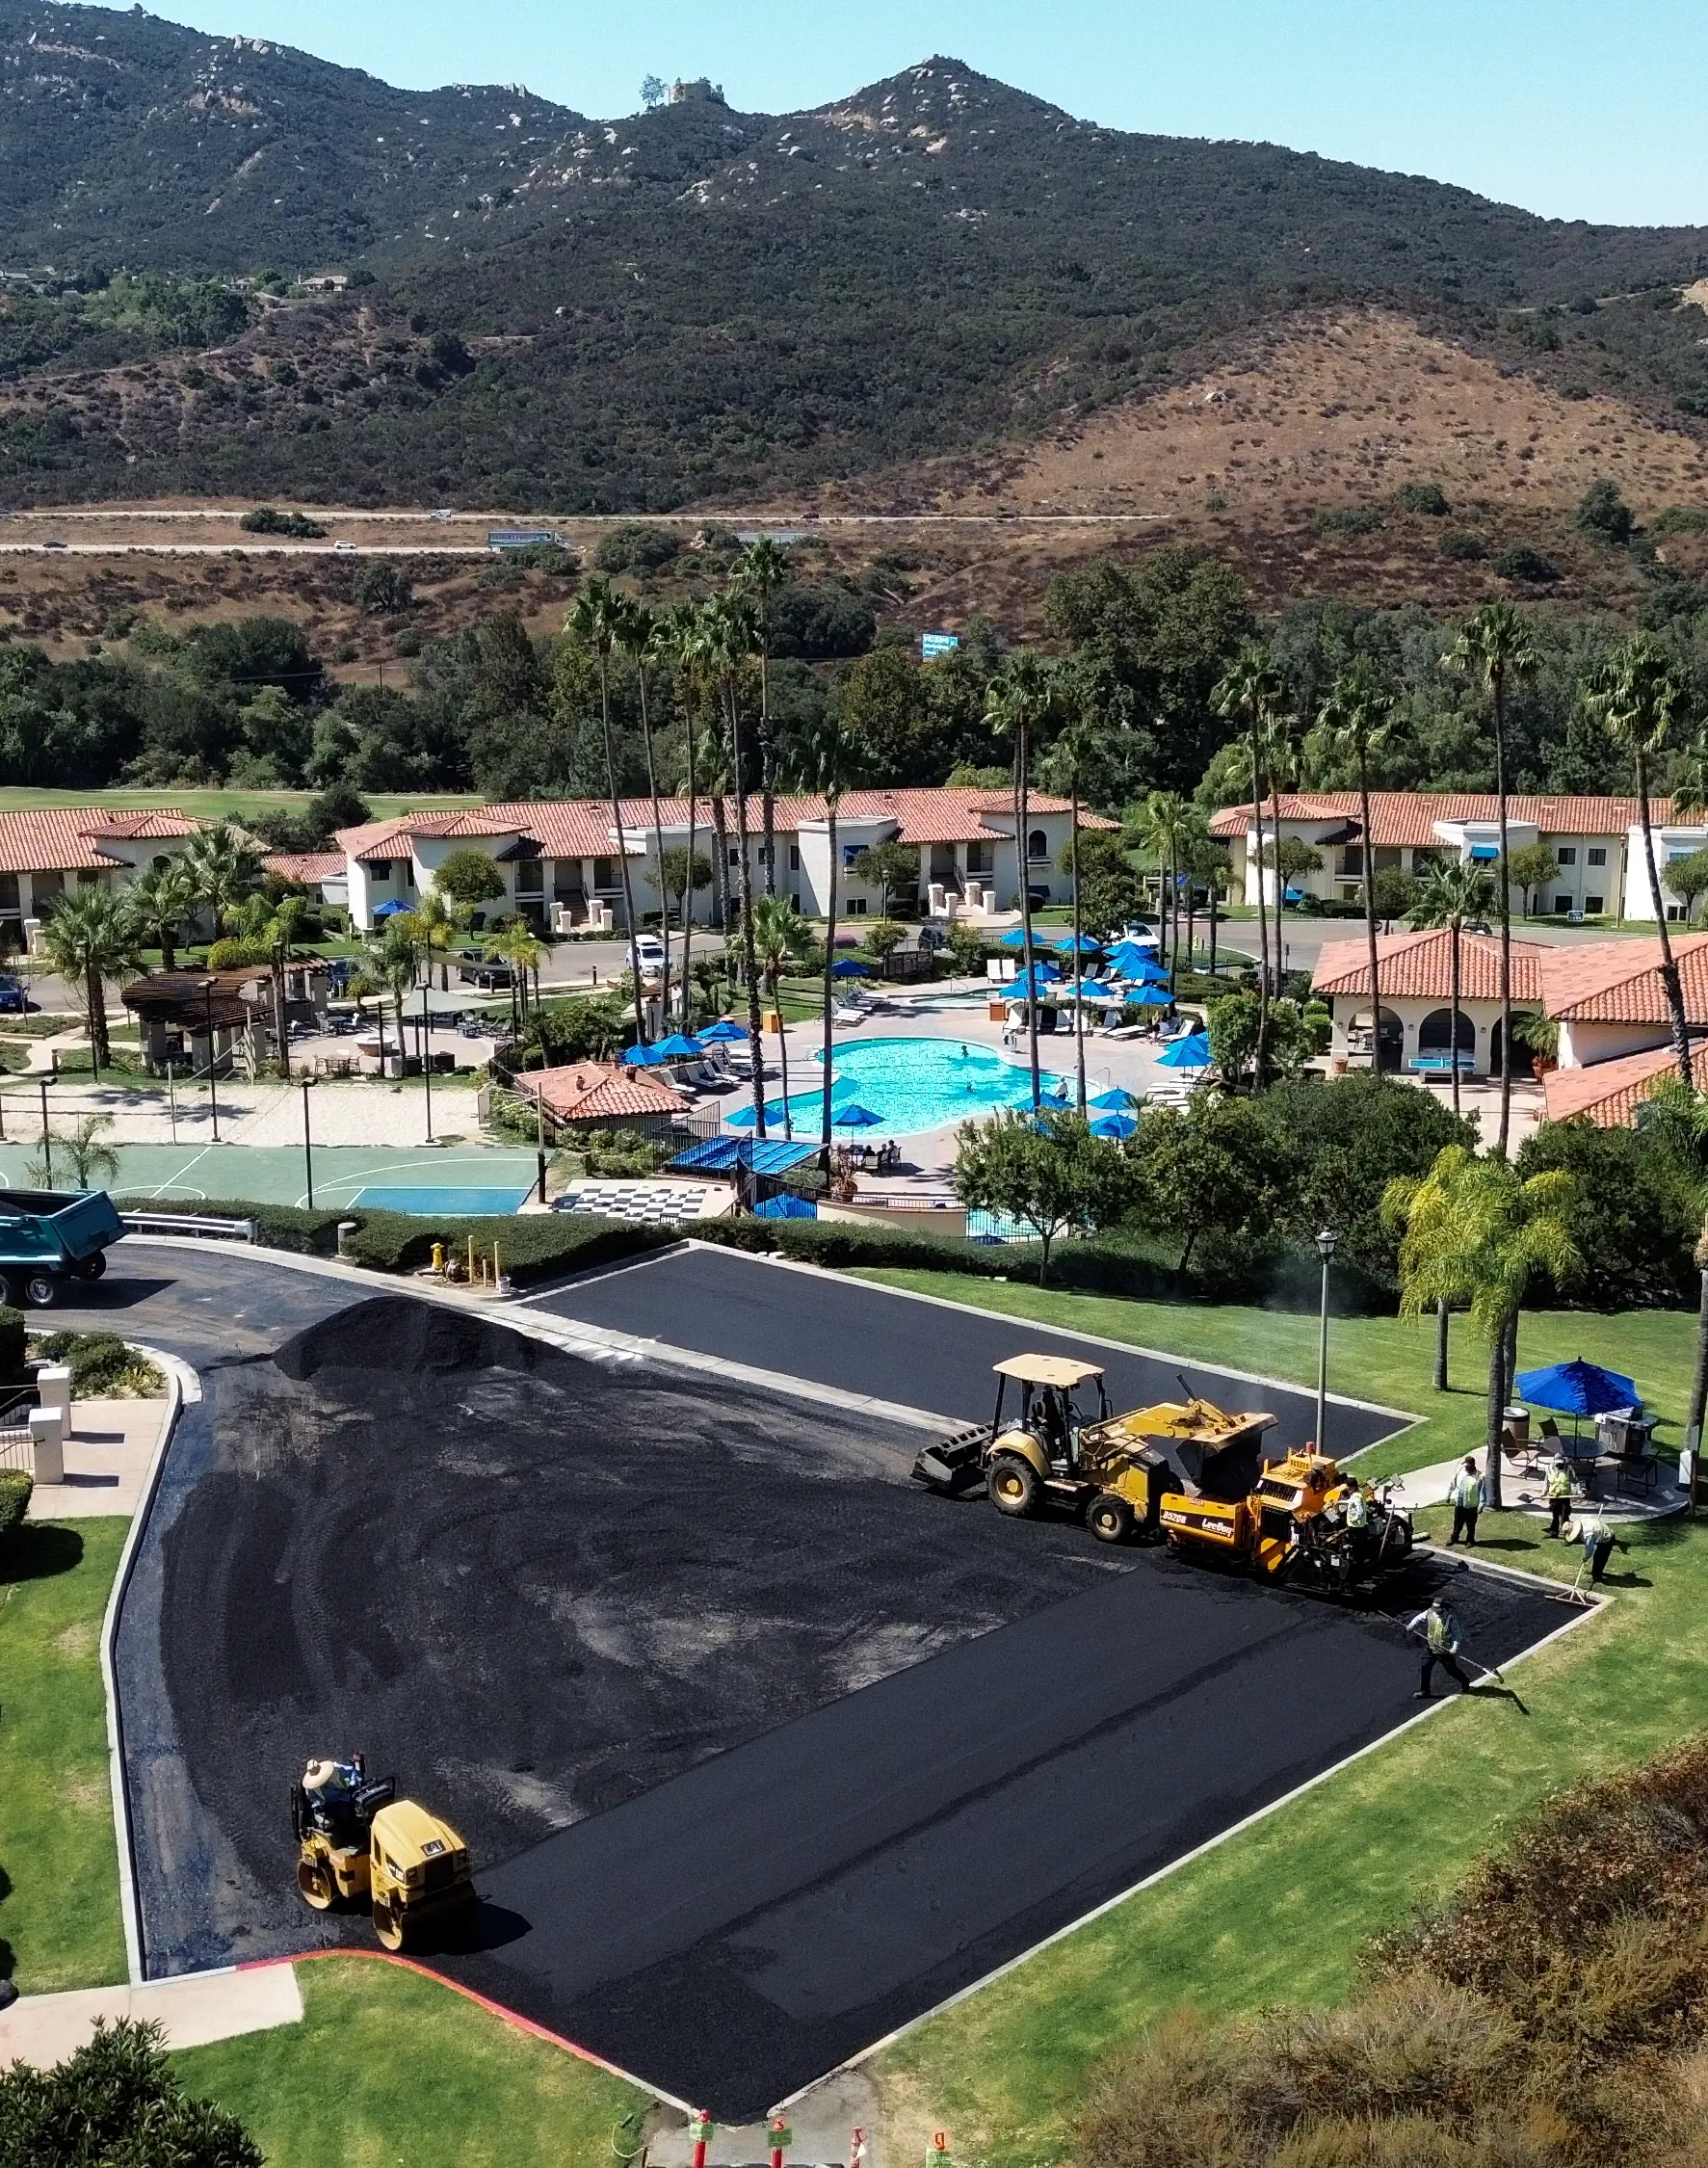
[[987, 1453, 1039, 1518], [73, 1253, 107, 1282], [22, 1273, 59, 1309], [1088, 1494, 1134, 1545]]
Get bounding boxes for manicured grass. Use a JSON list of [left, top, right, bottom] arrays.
[[857, 1271, 1708, 2168], [172, 1957, 654, 2168], [0, 1518, 127, 1993]]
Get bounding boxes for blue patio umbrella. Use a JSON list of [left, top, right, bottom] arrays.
[[832, 1102, 883, 1128], [1090, 1112, 1139, 1139], [727, 1098, 785, 1128], [700, 1018, 749, 1043], [372, 898, 410, 919], [1128, 985, 1174, 1008], [831, 957, 873, 978], [1006, 967, 1063, 999], [1159, 1031, 1213, 1070], [1515, 1360, 1639, 1417], [622, 1042, 669, 1067], [1090, 1088, 1138, 1111], [650, 1033, 705, 1060]]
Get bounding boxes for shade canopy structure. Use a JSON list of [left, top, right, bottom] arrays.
[[670, 1134, 818, 1176], [371, 898, 411, 919], [1000, 927, 1103, 955], [831, 1102, 883, 1129], [752, 1192, 817, 1220], [1090, 1112, 1139, 1139], [1515, 1360, 1639, 1418], [649, 1033, 706, 1060], [1090, 1088, 1138, 1112], [1127, 986, 1174, 1009], [699, 1018, 749, 1043], [1158, 1031, 1213, 1070], [1005, 967, 1064, 1000], [830, 958, 873, 978], [1108, 939, 1160, 970], [622, 1043, 670, 1068]]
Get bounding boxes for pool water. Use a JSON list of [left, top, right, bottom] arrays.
[[732, 1036, 1065, 1141]]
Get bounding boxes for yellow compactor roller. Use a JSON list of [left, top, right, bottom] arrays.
[[291, 1755, 475, 1951], [912, 1353, 1412, 1592]]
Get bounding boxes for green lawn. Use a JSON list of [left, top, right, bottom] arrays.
[[857, 1271, 1708, 2168], [0, 1518, 127, 1993], [172, 1957, 653, 2168]]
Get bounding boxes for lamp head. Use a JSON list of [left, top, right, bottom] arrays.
[[1315, 1227, 1338, 1261]]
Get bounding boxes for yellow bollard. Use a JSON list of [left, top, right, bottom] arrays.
[[431, 1240, 445, 1278]]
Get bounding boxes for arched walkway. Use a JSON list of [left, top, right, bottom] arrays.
[[1418, 1007, 1476, 1055], [1491, 1018, 1535, 1079], [1351, 1006, 1406, 1074]]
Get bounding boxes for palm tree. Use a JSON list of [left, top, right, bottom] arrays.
[[39, 886, 142, 1077], [1212, 643, 1283, 1082], [1138, 791, 1191, 994], [792, 708, 866, 1157], [236, 890, 308, 1070], [1585, 631, 1696, 1090], [738, 538, 794, 899], [703, 589, 768, 1134], [1310, 658, 1400, 1072], [1444, 603, 1538, 1152], [127, 860, 197, 974], [985, 653, 1062, 1113], [749, 896, 816, 1140], [659, 599, 710, 1024], [181, 820, 263, 940], [1407, 859, 1497, 1119], [1048, 702, 1103, 1113], [363, 918, 420, 1061], [1383, 1145, 1579, 1506], [616, 594, 671, 1028], [413, 886, 461, 992], [28, 1112, 118, 1193], [567, 577, 647, 1046]]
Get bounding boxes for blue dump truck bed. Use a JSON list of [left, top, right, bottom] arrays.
[[0, 1188, 124, 1302]]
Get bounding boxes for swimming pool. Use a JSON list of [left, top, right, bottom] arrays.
[[728, 1036, 1066, 1141]]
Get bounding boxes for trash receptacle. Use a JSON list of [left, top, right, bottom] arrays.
[[1504, 1405, 1530, 1444]]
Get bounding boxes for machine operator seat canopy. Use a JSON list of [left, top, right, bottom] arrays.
[[992, 1355, 1105, 1390]]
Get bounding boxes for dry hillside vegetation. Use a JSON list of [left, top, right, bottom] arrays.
[[894, 309, 1708, 521]]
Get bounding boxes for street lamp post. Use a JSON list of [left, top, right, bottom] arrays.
[[38, 1075, 51, 1186], [202, 978, 220, 1144], [301, 1073, 317, 1208], [1314, 1227, 1338, 1454]]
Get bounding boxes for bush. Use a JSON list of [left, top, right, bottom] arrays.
[[1576, 476, 1635, 545], [0, 1467, 31, 1541], [1497, 542, 1559, 583], [1310, 505, 1383, 536], [1391, 481, 1450, 515], [1652, 507, 1708, 535], [767, 582, 877, 659], [240, 505, 326, 539], [1515, 1117, 1696, 1308], [1437, 527, 1487, 562], [0, 2014, 261, 2168], [27, 1331, 164, 1398], [591, 522, 680, 574], [0, 1304, 23, 1384]]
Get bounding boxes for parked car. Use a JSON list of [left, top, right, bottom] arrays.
[[632, 933, 667, 974], [0, 974, 26, 1014], [458, 959, 513, 991]]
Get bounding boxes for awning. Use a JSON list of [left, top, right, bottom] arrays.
[[670, 1136, 819, 1177], [1468, 844, 1500, 861]]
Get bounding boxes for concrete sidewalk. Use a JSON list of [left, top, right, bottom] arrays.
[[26, 1396, 171, 1520], [0, 1965, 302, 2070]]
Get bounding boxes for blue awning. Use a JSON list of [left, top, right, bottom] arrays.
[[670, 1136, 819, 1177], [752, 1192, 817, 1219], [1468, 844, 1500, 861]]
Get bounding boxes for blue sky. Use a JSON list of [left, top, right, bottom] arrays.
[[128, 0, 1706, 226]]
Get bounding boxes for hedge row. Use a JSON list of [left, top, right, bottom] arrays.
[[0, 1467, 31, 1541]]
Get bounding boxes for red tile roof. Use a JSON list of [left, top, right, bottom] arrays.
[[1538, 934, 1708, 1023], [1542, 1044, 1686, 1128], [514, 1062, 687, 1123], [0, 806, 199, 876], [1313, 928, 1545, 1002], [1210, 791, 1663, 848], [262, 852, 345, 885], [336, 788, 1113, 865]]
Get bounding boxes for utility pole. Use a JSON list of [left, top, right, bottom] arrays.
[[1314, 1227, 1338, 1451], [38, 1075, 51, 1186], [301, 1074, 316, 1208]]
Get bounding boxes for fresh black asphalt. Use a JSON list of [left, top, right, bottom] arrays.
[[92, 1244, 1575, 2118], [526, 1242, 1406, 1459]]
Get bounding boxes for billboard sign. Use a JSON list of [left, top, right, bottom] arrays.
[[921, 631, 960, 660]]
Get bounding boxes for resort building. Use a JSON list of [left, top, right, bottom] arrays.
[[0, 806, 202, 951], [1312, 929, 1547, 1079], [1207, 791, 1707, 922], [334, 787, 1111, 935]]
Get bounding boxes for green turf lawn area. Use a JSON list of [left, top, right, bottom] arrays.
[[857, 1271, 1708, 2168], [0, 788, 485, 820], [172, 1957, 653, 2168], [0, 1518, 127, 1993]]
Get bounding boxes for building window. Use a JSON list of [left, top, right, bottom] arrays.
[[1556, 894, 1573, 915], [0, 874, 17, 914], [371, 859, 393, 883], [1341, 845, 1364, 876], [729, 846, 741, 869], [151, 855, 172, 874], [1668, 903, 1687, 922], [789, 843, 801, 871], [757, 842, 773, 866], [1585, 894, 1604, 913], [77, 869, 103, 886], [1557, 846, 1577, 867], [1372, 846, 1403, 871], [592, 857, 618, 891], [849, 897, 867, 916], [966, 840, 994, 875], [1027, 828, 1048, 862], [1588, 847, 1607, 867]]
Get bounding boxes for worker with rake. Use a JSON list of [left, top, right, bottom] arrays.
[[1408, 1594, 1480, 1699]]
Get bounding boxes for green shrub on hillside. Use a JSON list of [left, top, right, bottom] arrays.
[[1391, 481, 1450, 515], [1309, 506, 1383, 536]]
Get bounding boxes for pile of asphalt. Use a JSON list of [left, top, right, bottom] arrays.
[[156, 1295, 1115, 1958]]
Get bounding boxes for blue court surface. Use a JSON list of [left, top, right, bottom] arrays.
[[349, 1183, 535, 1216]]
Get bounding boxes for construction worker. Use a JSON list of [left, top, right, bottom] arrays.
[[1576, 1509, 1622, 1585], [1446, 1457, 1483, 1547], [1408, 1595, 1475, 1698], [1341, 1479, 1370, 1533], [1545, 1454, 1573, 1539]]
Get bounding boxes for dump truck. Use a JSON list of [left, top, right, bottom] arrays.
[[291, 1755, 475, 1951], [910, 1355, 1278, 1545], [0, 1188, 124, 1309], [1160, 1443, 1413, 1594]]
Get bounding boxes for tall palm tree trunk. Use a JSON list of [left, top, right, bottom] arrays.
[[709, 796, 730, 936], [1493, 672, 1513, 1153], [1014, 727, 1040, 1111], [1688, 1218, 1708, 1513], [1209, 874, 1220, 977], [1357, 747, 1382, 1073], [1434, 1301, 1450, 1392], [822, 800, 840, 1161], [87, 963, 108, 1076], [1248, 730, 1272, 1081], [727, 686, 768, 1138], [681, 739, 698, 1028], [759, 646, 777, 900], [1070, 775, 1087, 1113], [1636, 748, 1695, 1089], [637, 657, 670, 1029], [595, 655, 646, 1045], [1450, 922, 1463, 1120], [1485, 1311, 1509, 1507]]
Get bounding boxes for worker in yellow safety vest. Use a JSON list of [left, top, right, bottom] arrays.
[[1545, 1455, 1573, 1539], [1407, 1596, 1475, 1699], [1446, 1458, 1482, 1548]]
